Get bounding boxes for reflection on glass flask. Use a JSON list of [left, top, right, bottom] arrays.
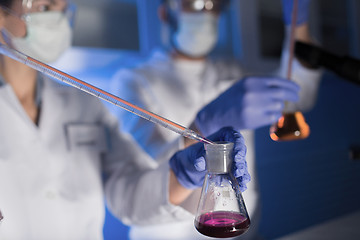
[[194, 142, 250, 238], [269, 111, 310, 141]]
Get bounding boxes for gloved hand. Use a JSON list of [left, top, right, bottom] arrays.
[[282, 0, 311, 25], [195, 76, 300, 137], [169, 127, 250, 191]]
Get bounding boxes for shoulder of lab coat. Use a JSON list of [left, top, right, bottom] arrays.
[[110, 49, 184, 161], [208, 56, 245, 82]]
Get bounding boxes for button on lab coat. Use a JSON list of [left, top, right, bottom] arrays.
[[0, 77, 190, 240]]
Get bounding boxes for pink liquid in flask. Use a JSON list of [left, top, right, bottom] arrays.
[[194, 211, 250, 238]]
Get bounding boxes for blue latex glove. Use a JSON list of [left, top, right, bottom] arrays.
[[195, 76, 300, 137], [169, 127, 250, 191], [282, 0, 311, 25]]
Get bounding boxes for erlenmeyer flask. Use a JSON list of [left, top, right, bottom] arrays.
[[269, 0, 311, 142], [194, 142, 250, 238], [269, 111, 310, 141]]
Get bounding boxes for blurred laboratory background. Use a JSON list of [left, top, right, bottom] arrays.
[[53, 0, 360, 239]]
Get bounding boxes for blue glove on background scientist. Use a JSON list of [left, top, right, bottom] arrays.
[[195, 77, 300, 137], [194, 0, 312, 137]]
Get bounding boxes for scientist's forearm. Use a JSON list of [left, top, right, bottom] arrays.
[[169, 170, 193, 205]]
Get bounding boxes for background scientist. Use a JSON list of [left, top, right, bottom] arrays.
[[110, 0, 321, 239]]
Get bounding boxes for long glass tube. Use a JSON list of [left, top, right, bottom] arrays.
[[0, 43, 214, 145], [269, 0, 310, 141]]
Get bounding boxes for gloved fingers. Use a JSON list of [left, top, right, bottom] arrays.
[[263, 88, 299, 102], [242, 94, 284, 110], [206, 126, 241, 143], [168, 141, 207, 189], [245, 91, 297, 111], [233, 146, 250, 193], [194, 156, 206, 172], [233, 161, 247, 178], [249, 106, 283, 127], [264, 101, 286, 117], [264, 77, 300, 93], [259, 99, 284, 113], [253, 112, 282, 128], [237, 172, 251, 192], [204, 127, 250, 193], [242, 77, 300, 95], [233, 131, 246, 154], [207, 127, 247, 169], [233, 136, 247, 176], [241, 98, 285, 128], [267, 111, 283, 123], [188, 141, 207, 160]]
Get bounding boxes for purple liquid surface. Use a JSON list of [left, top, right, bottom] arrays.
[[195, 211, 250, 238]]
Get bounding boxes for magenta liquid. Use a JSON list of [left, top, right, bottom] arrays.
[[194, 211, 250, 238]]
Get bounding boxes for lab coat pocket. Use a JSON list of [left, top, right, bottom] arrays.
[[65, 123, 109, 154]]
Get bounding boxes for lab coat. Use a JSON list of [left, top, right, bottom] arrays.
[[0, 76, 192, 240], [110, 46, 322, 239]]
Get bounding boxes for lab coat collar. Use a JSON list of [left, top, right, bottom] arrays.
[[0, 73, 49, 138]]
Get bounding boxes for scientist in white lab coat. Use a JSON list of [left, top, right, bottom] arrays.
[[111, 0, 322, 239], [0, 0, 251, 239]]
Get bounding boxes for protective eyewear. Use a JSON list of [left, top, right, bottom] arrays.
[[0, 0, 76, 26], [167, 0, 230, 14]]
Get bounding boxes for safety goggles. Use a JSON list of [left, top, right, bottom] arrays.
[[0, 0, 76, 26], [166, 0, 230, 14]]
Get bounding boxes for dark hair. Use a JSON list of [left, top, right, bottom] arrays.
[[0, 0, 12, 8]]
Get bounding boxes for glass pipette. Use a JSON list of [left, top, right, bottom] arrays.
[[0, 43, 214, 145]]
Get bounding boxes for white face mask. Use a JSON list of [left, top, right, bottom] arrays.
[[11, 11, 72, 63], [173, 13, 219, 58]]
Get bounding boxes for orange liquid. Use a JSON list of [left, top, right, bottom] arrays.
[[270, 111, 310, 141]]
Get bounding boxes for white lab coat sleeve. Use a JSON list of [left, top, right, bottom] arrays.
[[101, 105, 193, 226], [110, 68, 183, 163], [278, 27, 323, 113]]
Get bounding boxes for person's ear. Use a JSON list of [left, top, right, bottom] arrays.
[[158, 4, 168, 23]]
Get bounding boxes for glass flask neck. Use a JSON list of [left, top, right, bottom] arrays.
[[205, 142, 233, 173]]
